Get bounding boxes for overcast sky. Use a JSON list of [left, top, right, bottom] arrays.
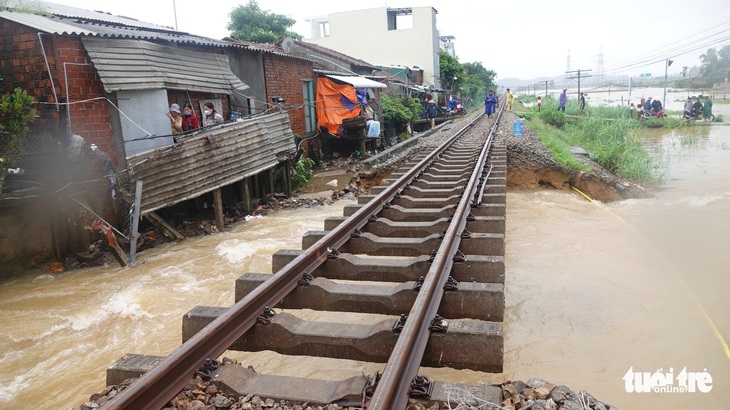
[[43, 0, 730, 81]]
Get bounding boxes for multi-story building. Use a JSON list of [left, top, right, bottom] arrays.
[[305, 6, 443, 89]]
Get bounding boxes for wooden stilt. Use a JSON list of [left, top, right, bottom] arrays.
[[268, 168, 275, 194], [239, 178, 251, 213], [213, 188, 225, 231], [283, 159, 292, 198], [144, 211, 184, 241]]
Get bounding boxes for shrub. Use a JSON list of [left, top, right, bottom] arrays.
[[292, 156, 315, 189], [539, 109, 566, 128]]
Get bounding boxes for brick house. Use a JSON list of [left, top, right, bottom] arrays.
[[0, 2, 315, 275]]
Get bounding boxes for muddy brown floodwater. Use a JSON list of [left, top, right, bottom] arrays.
[[1, 109, 729, 409]]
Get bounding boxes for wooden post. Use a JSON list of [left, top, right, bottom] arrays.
[[144, 211, 184, 241], [239, 178, 251, 213], [212, 188, 225, 231], [253, 173, 261, 200], [360, 137, 367, 159], [283, 159, 292, 198], [268, 168, 275, 194]]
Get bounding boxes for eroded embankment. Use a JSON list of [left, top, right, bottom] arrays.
[[498, 111, 650, 201]]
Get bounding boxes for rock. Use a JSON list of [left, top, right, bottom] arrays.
[[526, 399, 557, 410], [251, 397, 263, 406], [184, 400, 207, 410], [326, 179, 338, 187], [526, 378, 549, 389], [503, 383, 519, 399], [212, 395, 231, 408], [557, 399, 583, 410], [593, 403, 607, 410], [205, 385, 219, 395], [535, 384, 555, 400], [264, 398, 275, 407], [550, 385, 576, 404], [523, 387, 535, 401]]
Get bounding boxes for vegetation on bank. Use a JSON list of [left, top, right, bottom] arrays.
[[516, 97, 663, 185]]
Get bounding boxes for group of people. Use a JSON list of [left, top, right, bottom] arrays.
[[166, 102, 225, 136], [683, 95, 713, 120], [643, 97, 663, 113], [557, 89, 587, 115]]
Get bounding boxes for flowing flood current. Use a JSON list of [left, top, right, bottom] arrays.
[[1, 109, 729, 409]]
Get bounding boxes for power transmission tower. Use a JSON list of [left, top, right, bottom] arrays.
[[565, 69, 593, 99], [594, 46, 605, 87]]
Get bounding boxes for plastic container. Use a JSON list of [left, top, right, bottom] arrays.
[[513, 119, 524, 136]]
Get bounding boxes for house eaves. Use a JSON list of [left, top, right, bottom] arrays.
[[82, 37, 249, 94], [125, 112, 296, 215], [0, 10, 95, 36], [38, 0, 176, 32], [286, 40, 378, 71]]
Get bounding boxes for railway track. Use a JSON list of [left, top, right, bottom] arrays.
[[102, 105, 507, 410]]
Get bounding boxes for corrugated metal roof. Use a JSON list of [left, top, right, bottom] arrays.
[[125, 112, 296, 215], [0, 10, 96, 35], [288, 40, 378, 70], [62, 17, 241, 48], [40, 0, 175, 31], [82, 37, 249, 94]]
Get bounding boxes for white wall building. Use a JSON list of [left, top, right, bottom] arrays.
[[306, 7, 443, 89]]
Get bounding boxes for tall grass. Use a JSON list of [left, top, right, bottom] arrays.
[[534, 102, 664, 185]]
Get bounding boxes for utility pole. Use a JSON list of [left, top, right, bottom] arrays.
[[173, 0, 179, 30], [663, 58, 673, 109], [566, 69, 593, 101]]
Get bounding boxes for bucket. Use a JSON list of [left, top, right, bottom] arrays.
[[513, 120, 524, 136]]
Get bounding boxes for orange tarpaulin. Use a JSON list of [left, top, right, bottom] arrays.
[[316, 77, 360, 135]]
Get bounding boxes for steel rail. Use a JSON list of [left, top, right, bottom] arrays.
[[102, 114, 485, 409], [369, 104, 505, 410]]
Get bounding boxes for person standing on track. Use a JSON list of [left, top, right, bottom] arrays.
[[579, 93, 586, 116], [506, 88, 514, 111], [484, 90, 497, 118]]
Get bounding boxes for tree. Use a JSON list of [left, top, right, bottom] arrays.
[[681, 66, 689, 78], [439, 51, 466, 94], [227, 0, 302, 43], [462, 61, 497, 109], [699, 45, 730, 87]]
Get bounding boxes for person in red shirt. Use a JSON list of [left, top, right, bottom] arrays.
[[181, 103, 199, 132]]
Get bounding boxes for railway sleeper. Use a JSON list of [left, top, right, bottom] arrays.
[[344, 200, 506, 221], [358, 193, 463, 208], [271, 251, 505, 284], [107, 354, 503, 407], [235, 273, 504, 320], [324, 215, 505, 237], [182, 308, 504, 372], [301, 231, 505, 257]]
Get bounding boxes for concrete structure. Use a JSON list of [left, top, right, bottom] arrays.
[[305, 7, 442, 89]]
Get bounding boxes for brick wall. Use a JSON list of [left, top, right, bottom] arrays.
[[0, 20, 113, 154], [263, 54, 314, 136], [0, 20, 59, 132]]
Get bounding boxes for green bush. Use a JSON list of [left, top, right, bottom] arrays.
[[539, 109, 566, 128], [381, 95, 422, 123], [0, 87, 37, 182], [292, 156, 315, 189]]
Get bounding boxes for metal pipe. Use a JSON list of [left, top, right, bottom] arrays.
[[37, 33, 59, 112]]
